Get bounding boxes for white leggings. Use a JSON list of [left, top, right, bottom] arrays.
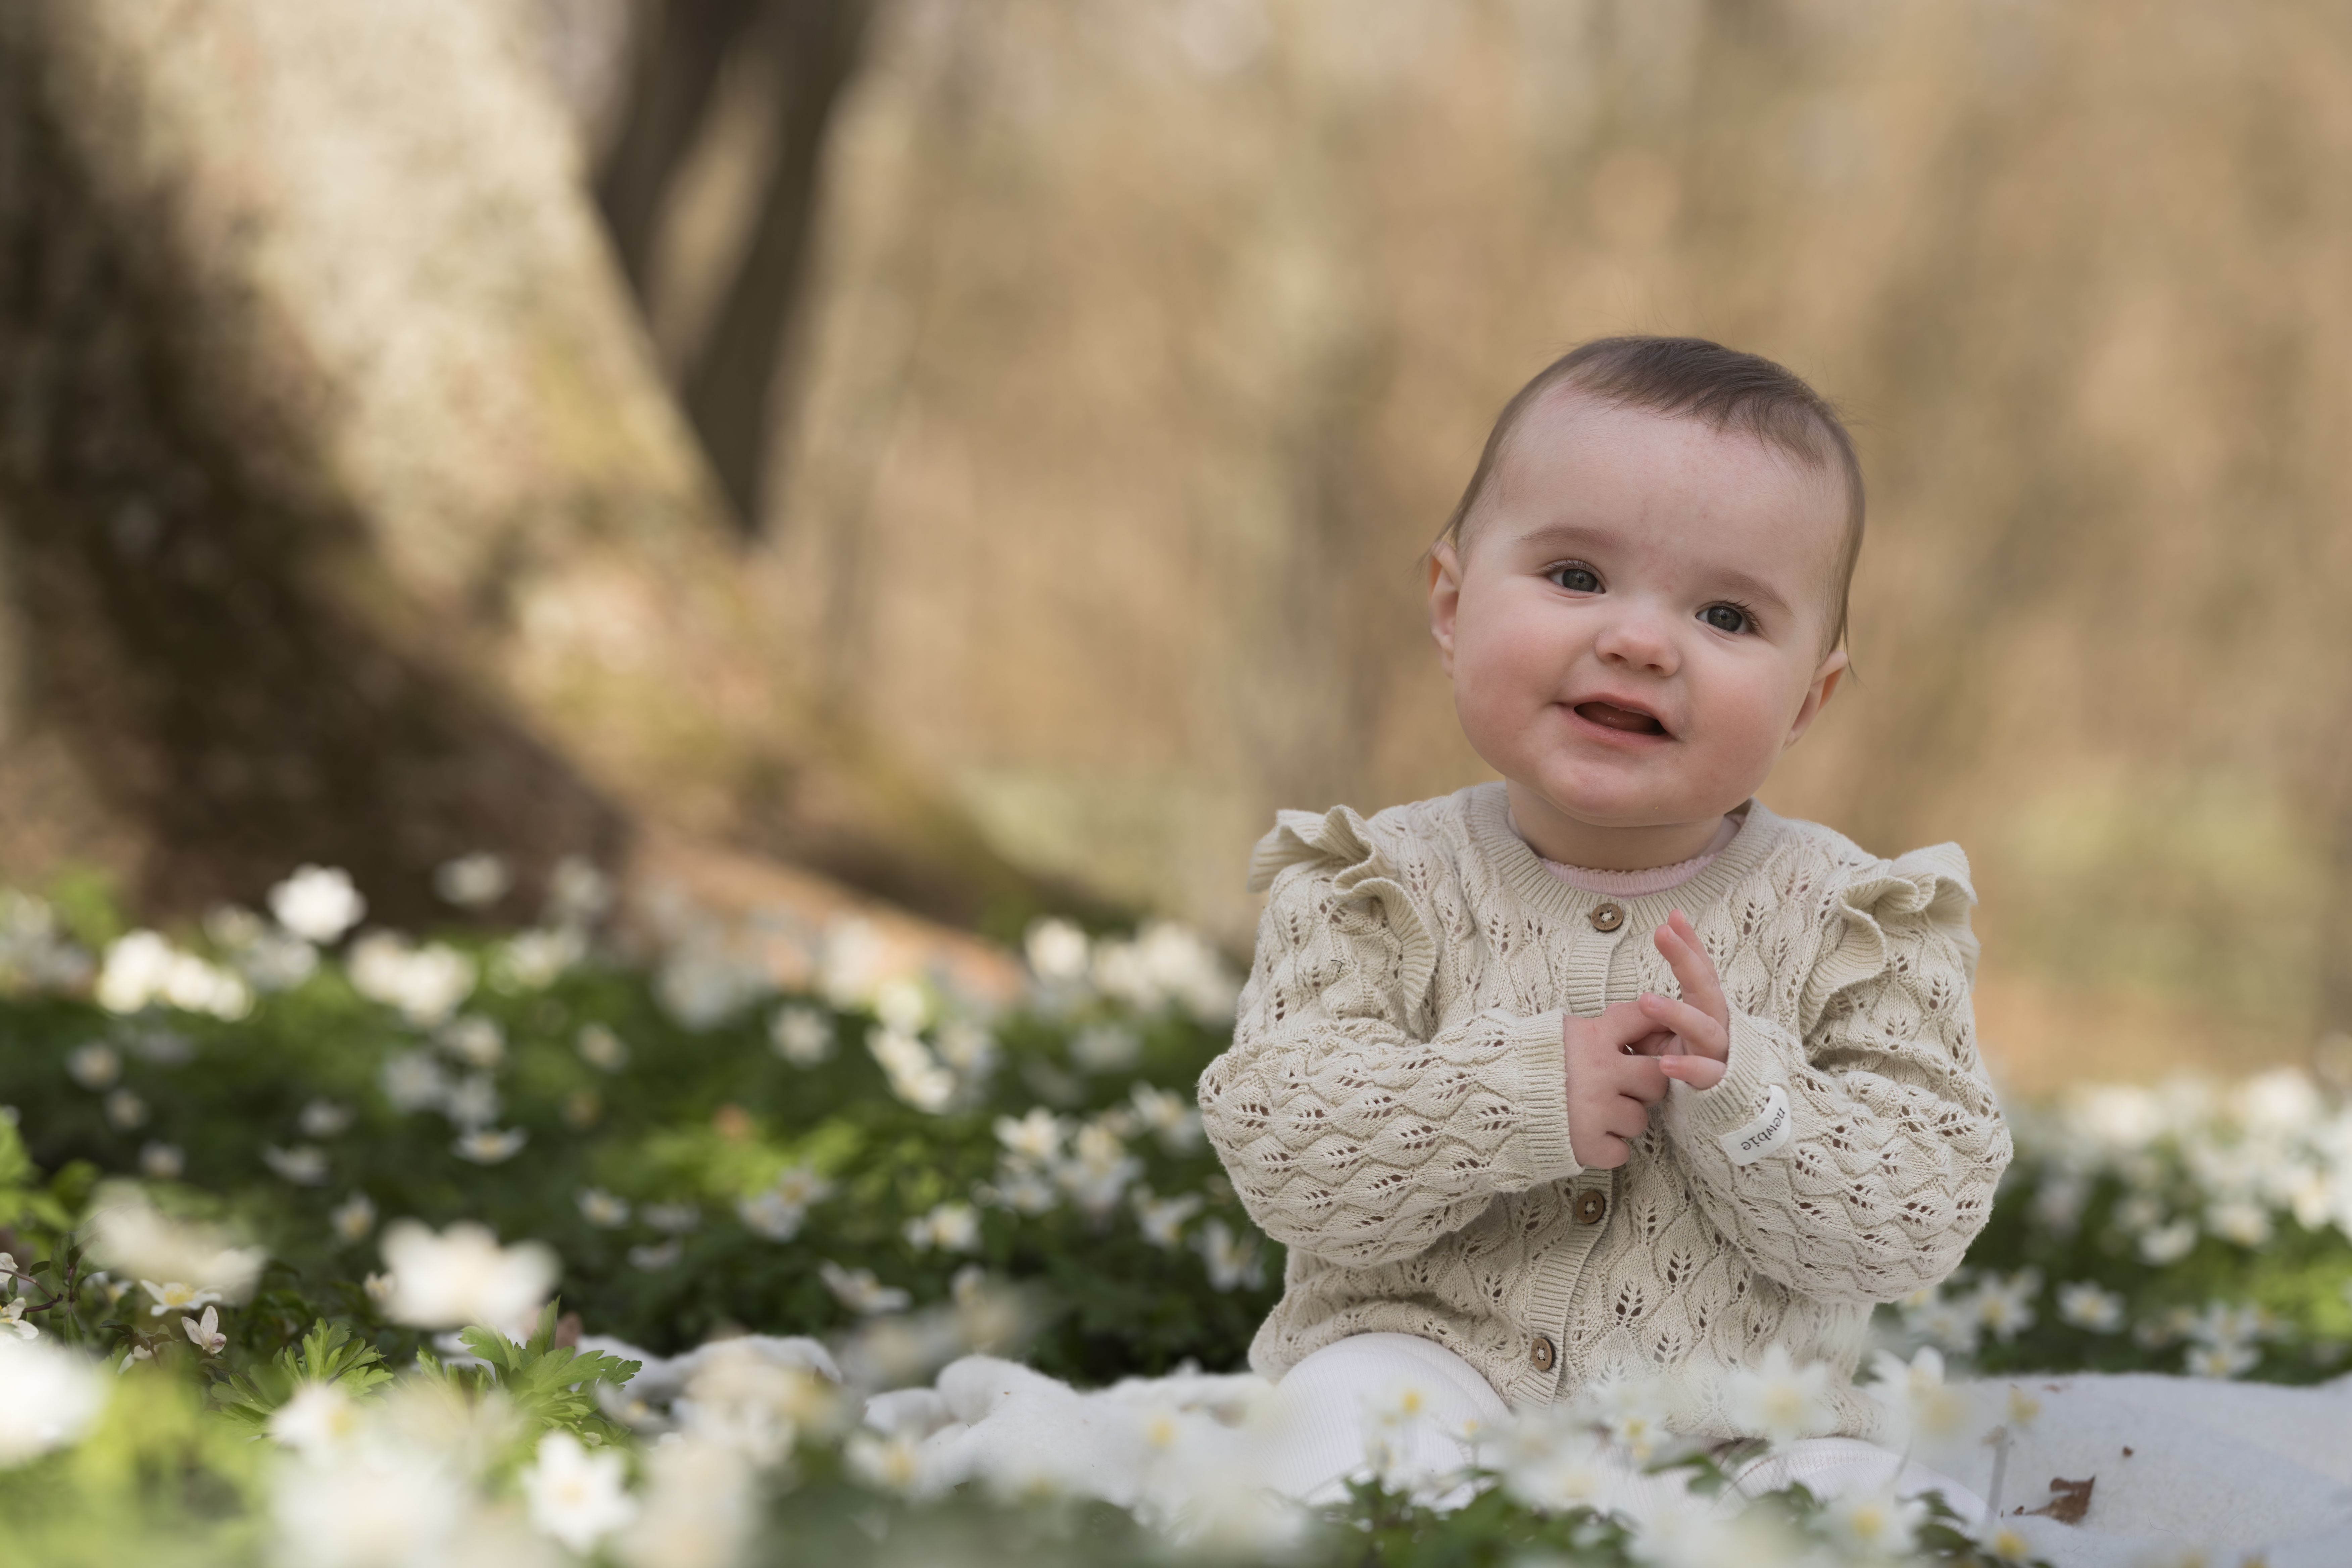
[[1264, 1332, 1986, 1519]]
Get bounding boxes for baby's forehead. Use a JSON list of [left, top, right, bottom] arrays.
[[1512, 386, 1832, 483], [1492, 394, 1846, 539]]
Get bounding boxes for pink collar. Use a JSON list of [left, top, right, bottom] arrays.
[[1523, 813, 1743, 897]]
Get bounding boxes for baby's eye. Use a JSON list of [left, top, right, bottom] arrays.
[[1548, 564, 1601, 593], [1700, 604, 1750, 634]]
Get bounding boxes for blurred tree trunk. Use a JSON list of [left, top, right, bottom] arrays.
[[599, 0, 769, 293], [0, 0, 1048, 932], [600, 0, 874, 530]]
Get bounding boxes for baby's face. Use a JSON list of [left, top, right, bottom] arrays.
[[1429, 392, 1849, 849]]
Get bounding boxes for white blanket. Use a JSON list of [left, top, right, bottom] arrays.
[[599, 1336, 2352, 1564], [1910, 1372, 2352, 1566]]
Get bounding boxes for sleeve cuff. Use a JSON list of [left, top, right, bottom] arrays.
[[1506, 1010, 1581, 1183], [1666, 1011, 1798, 1148]]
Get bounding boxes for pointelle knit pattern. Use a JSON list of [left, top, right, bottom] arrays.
[[1196, 783, 2012, 1441]]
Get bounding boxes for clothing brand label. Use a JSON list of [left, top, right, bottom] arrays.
[[1718, 1084, 1792, 1166]]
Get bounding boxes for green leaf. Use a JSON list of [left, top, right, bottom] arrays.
[[0, 1118, 70, 1233], [212, 1318, 392, 1431], [0, 1114, 31, 1189], [42, 864, 126, 950], [453, 1300, 641, 1440]]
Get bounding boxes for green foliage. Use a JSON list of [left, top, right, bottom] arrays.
[[0, 879, 2333, 1565], [0, 925, 1276, 1380], [0, 1368, 269, 1568], [0, 1112, 75, 1232], [211, 1318, 393, 1432], [1878, 1079, 2352, 1382], [1311, 1471, 2016, 1568], [436, 1301, 642, 1441], [1338, 1473, 1640, 1568], [41, 866, 127, 953]]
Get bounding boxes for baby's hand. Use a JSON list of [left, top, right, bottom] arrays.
[[1638, 910, 1732, 1091], [1562, 1002, 1670, 1170]]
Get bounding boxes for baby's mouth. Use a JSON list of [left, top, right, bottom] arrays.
[[1574, 700, 1668, 737]]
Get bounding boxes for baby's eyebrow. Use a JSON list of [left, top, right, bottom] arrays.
[[1513, 522, 1617, 554], [1704, 567, 1793, 616]]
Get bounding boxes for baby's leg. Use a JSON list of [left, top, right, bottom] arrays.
[[1265, 1332, 1509, 1505]]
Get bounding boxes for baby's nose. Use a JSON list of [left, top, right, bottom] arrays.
[[1593, 603, 1679, 670]]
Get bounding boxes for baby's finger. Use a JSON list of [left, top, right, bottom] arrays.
[[1654, 911, 1729, 1024], [1576, 1131, 1627, 1170], [1611, 1053, 1669, 1103], [1669, 911, 1728, 1010], [1604, 1096, 1654, 1143], [1637, 991, 1730, 1061], [1585, 1001, 1670, 1051], [1649, 921, 1702, 1000], [1659, 1054, 1727, 1091]]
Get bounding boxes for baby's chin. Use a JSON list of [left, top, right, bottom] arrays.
[[1509, 771, 1746, 833]]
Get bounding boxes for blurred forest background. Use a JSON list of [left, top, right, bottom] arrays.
[[2, 0, 2348, 1096]]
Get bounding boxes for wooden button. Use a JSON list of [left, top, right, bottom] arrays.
[[1574, 1189, 1607, 1225], [1530, 1335, 1556, 1372], [1589, 901, 1624, 933]]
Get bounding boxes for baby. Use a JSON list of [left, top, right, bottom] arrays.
[[1198, 336, 2011, 1500]]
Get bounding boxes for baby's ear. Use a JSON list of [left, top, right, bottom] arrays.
[[1426, 541, 1463, 675], [1785, 646, 1849, 747]]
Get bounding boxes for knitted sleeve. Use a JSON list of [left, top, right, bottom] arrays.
[[1197, 807, 1580, 1268], [1659, 843, 2011, 1303]]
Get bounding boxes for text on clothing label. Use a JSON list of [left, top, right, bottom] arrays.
[[1718, 1084, 1792, 1166]]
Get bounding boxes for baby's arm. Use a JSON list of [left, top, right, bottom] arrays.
[[1643, 852, 2011, 1303], [1200, 831, 1654, 1269]]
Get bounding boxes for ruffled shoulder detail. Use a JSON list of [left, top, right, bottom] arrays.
[[1246, 805, 1437, 1017], [1799, 841, 1977, 1035], [1246, 804, 1385, 893]]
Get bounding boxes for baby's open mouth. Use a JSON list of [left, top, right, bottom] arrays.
[[1575, 700, 1667, 736]]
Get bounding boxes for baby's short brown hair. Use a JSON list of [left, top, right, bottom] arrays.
[[1441, 336, 1864, 653]]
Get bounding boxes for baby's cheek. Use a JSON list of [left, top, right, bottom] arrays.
[[1696, 676, 1803, 779], [1449, 664, 1540, 769]]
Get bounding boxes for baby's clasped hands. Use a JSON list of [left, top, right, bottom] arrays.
[[1560, 912, 1729, 1167]]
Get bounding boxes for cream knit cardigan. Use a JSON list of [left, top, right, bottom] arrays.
[[1197, 783, 2010, 1440]]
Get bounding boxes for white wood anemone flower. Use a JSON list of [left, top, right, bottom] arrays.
[[142, 1280, 223, 1319], [818, 1262, 910, 1316], [88, 1189, 266, 1305], [182, 1305, 226, 1356], [1865, 1345, 1968, 1444], [1825, 1486, 1928, 1557], [521, 1430, 637, 1554], [768, 1005, 833, 1066], [376, 1219, 556, 1332], [267, 1383, 359, 1458], [0, 1334, 108, 1464], [1723, 1344, 1834, 1447], [267, 865, 367, 946]]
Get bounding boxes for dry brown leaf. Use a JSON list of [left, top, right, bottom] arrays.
[[2026, 1476, 2096, 1525]]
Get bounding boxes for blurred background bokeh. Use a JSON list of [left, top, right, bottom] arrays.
[[4, 0, 2348, 1099]]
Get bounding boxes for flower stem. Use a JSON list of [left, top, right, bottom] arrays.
[[1981, 1423, 2011, 1527]]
